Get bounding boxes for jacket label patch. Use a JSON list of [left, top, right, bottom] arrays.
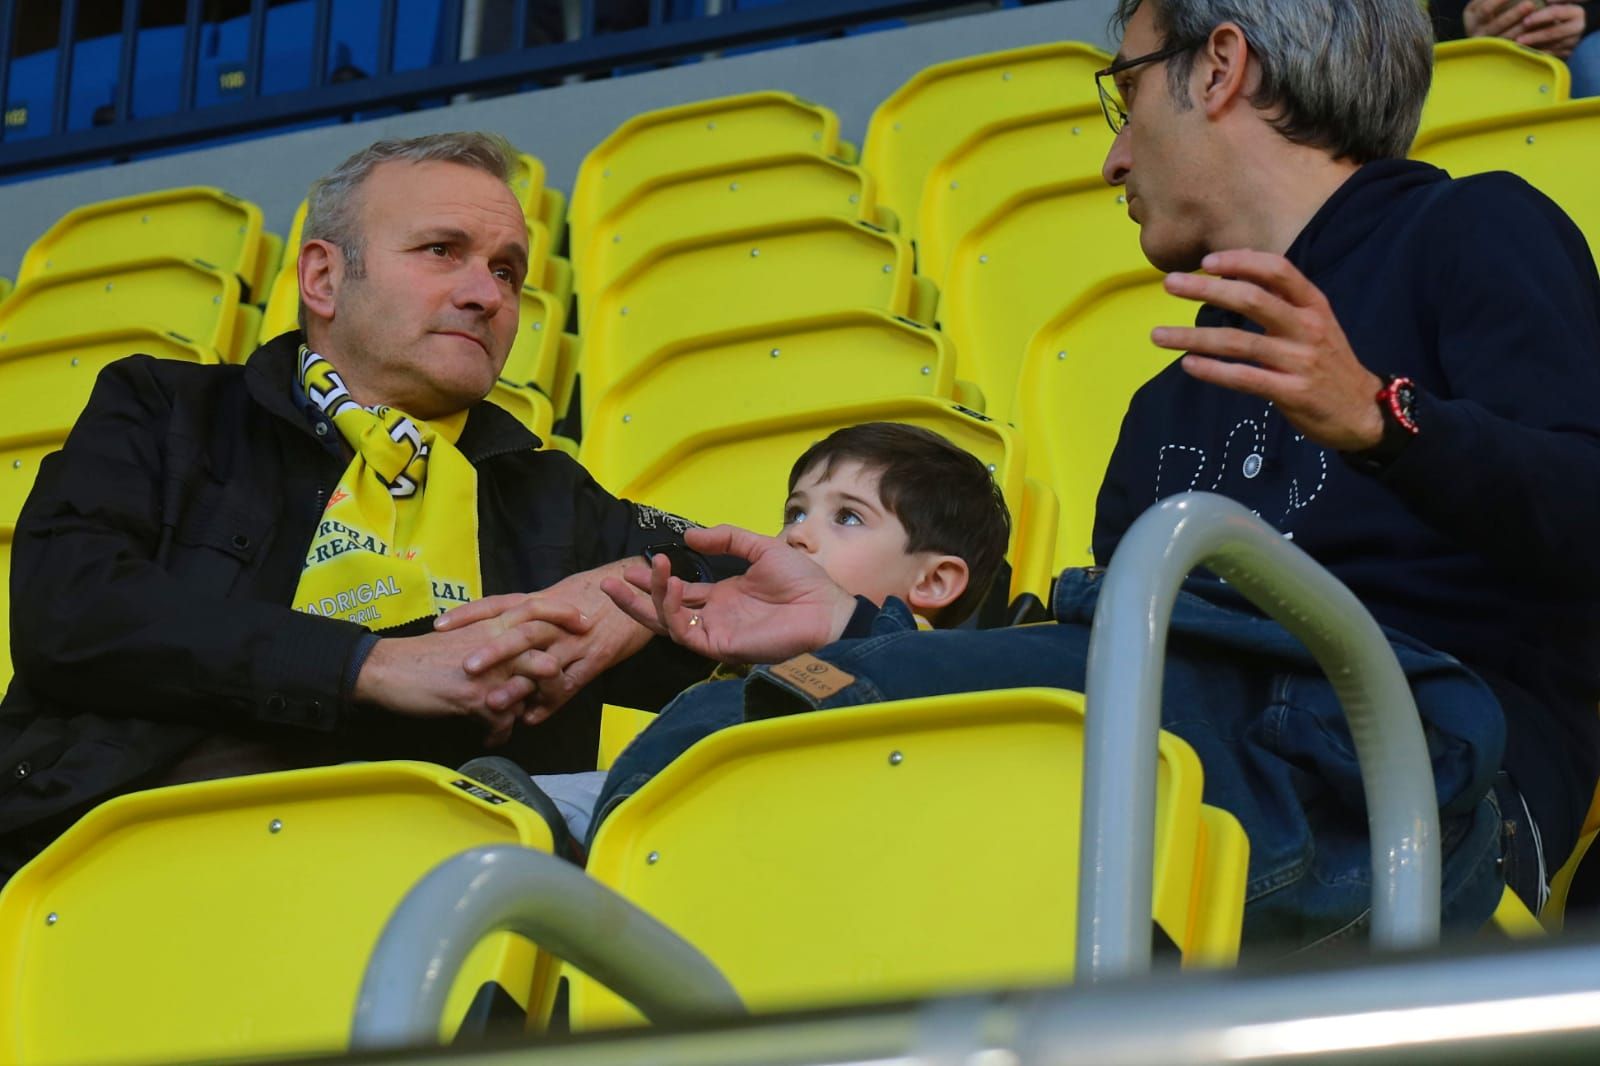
[[769, 654, 857, 700]]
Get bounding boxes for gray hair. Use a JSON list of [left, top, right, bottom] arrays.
[[1111, 0, 1433, 162], [301, 130, 518, 285]]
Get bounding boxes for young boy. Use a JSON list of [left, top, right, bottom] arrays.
[[463, 422, 1011, 850]]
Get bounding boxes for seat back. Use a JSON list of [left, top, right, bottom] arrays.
[[0, 525, 12, 692], [1420, 38, 1570, 135], [1014, 271, 1187, 570], [0, 330, 218, 527], [579, 218, 921, 425], [863, 42, 1109, 244], [502, 284, 569, 395], [602, 394, 1023, 538], [577, 153, 882, 300], [0, 258, 247, 363], [0, 762, 559, 1066], [19, 187, 277, 299], [940, 176, 1147, 423], [917, 104, 1113, 288], [1411, 99, 1600, 256], [571, 92, 851, 275], [488, 379, 556, 441], [581, 309, 957, 490], [569, 688, 1237, 1028]]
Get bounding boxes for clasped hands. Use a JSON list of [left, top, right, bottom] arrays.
[[1465, 0, 1588, 58], [354, 560, 652, 745]]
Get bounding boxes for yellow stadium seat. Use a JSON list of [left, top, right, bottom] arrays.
[[577, 152, 886, 300], [598, 704, 658, 771], [570, 92, 854, 277], [0, 258, 249, 363], [1411, 98, 1600, 257], [541, 253, 575, 317], [0, 277, 11, 303], [1013, 476, 1061, 602], [863, 42, 1110, 245], [539, 187, 568, 251], [551, 333, 581, 420], [19, 187, 280, 302], [0, 525, 12, 692], [259, 262, 300, 344], [256, 230, 285, 294], [0, 762, 560, 1066], [1015, 270, 1185, 571], [569, 688, 1245, 1028], [284, 197, 309, 250], [578, 218, 922, 425], [588, 394, 1041, 602], [918, 104, 1113, 288], [488, 379, 555, 442], [502, 284, 568, 395], [941, 175, 1147, 424], [1420, 38, 1570, 136], [581, 308, 958, 486], [0, 330, 219, 527], [509, 150, 550, 217]]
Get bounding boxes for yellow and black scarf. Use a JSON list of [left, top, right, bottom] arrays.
[[291, 346, 481, 631]]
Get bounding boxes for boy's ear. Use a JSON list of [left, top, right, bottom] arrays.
[[906, 555, 969, 616]]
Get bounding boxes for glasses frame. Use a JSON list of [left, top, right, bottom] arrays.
[[1095, 44, 1192, 135]]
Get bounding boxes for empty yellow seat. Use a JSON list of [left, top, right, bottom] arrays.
[[19, 187, 280, 301], [863, 42, 1110, 245], [0, 277, 13, 302], [0, 258, 249, 363], [940, 176, 1147, 424], [502, 284, 569, 395], [1411, 98, 1600, 256], [1014, 271, 1187, 571], [488, 379, 555, 442], [1420, 38, 1570, 135], [569, 688, 1245, 1028], [0, 762, 559, 1065], [570, 92, 854, 278], [579, 218, 922, 425], [578, 152, 886, 300], [918, 104, 1113, 288], [0, 525, 12, 692], [581, 308, 957, 489], [0, 329, 218, 528]]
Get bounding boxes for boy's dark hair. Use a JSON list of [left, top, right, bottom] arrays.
[[787, 422, 1011, 627]]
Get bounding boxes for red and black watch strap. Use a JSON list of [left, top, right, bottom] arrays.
[[1347, 375, 1419, 473]]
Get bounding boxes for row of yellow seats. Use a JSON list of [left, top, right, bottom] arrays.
[[0, 688, 1247, 1064]]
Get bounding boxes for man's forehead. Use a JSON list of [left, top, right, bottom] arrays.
[[1113, 2, 1158, 62]]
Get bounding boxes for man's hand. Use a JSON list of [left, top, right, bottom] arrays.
[[353, 617, 567, 745], [1153, 250, 1384, 453], [1465, 0, 1538, 38], [601, 525, 859, 665], [435, 560, 656, 725], [1514, 3, 1588, 56]]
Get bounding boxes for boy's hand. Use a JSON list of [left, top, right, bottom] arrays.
[[602, 525, 859, 665]]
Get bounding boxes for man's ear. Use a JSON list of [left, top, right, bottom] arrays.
[[298, 238, 344, 324], [1197, 20, 1254, 119], [907, 555, 970, 615]]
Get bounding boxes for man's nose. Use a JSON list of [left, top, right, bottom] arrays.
[[1102, 129, 1131, 187], [455, 259, 505, 315]]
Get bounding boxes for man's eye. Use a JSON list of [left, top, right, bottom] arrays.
[[784, 506, 807, 525], [427, 243, 449, 257], [835, 509, 863, 526]]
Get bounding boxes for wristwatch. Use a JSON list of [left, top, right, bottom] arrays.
[[1346, 375, 1419, 473]]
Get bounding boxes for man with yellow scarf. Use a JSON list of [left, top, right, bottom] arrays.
[[0, 132, 721, 880]]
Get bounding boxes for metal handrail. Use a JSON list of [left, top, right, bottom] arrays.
[[349, 844, 743, 1050], [1077, 492, 1441, 981]]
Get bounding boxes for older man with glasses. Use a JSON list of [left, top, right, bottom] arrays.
[[596, 0, 1600, 952]]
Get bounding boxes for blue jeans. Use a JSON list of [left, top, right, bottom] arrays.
[[1570, 32, 1600, 99], [597, 569, 1515, 950]]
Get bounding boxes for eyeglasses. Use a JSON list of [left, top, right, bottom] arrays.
[[1095, 44, 1191, 135]]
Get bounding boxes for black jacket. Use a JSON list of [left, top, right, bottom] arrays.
[[0, 332, 715, 874], [1095, 162, 1600, 859]]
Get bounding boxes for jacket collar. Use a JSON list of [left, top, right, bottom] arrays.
[[244, 331, 541, 461]]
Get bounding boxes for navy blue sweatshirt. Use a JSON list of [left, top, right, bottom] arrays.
[[1093, 160, 1600, 860]]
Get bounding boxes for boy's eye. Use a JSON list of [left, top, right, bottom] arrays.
[[783, 506, 807, 525], [834, 509, 863, 527]]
